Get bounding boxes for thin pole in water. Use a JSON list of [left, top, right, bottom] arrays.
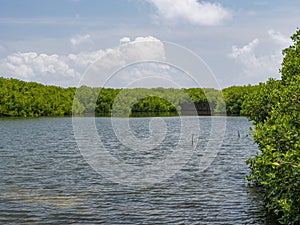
[[192, 134, 194, 146], [238, 130, 240, 138]]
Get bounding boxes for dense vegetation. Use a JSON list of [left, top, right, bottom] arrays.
[[0, 78, 76, 117], [0, 77, 254, 117], [0, 75, 262, 118], [243, 30, 300, 224], [222, 85, 259, 115]]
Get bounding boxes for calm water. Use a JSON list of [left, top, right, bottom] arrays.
[[0, 116, 271, 224]]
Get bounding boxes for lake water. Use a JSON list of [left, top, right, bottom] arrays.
[[0, 116, 272, 224]]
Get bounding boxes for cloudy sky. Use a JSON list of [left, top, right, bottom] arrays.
[[0, 0, 299, 88]]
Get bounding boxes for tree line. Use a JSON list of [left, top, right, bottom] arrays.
[[0, 77, 259, 117]]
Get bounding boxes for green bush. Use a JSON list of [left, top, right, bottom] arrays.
[[223, 85, 259, 115], [244, 29, 300, 224]]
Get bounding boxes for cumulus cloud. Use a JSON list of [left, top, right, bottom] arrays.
[[119, 36, 164, 62], [268, 29, 292, 47], [70, 34, 91, 46], [229, 39, 259, 59], [228, 30, 292, 83], [67, 50, 106, 68], [82, 36, 166, 87], [0, 36, 166, 87], [120, 37, 131, 45], [0, 52, 81, 86], [148, 0, 231, 26]]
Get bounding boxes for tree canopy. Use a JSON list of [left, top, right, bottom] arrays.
[[1, 77, 251, 117]]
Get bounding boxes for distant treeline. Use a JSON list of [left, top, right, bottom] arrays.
[[0, 76, 259, 117]]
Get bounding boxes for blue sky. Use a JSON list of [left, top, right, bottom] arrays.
[[0, 0, 299, 88]]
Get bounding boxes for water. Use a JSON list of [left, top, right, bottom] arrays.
[[0, 116, 271, 224]]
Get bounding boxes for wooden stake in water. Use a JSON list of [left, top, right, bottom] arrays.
[[192, 134, 195, 147]]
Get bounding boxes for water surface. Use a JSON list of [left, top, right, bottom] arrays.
[[0, 116, 271, 224]]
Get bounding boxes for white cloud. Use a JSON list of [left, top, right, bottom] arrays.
[[229, 39, 259, 59], [228, 30, 292, 83], [82, 36, 166, 87], [0, 36, 166, 87], [229, 38, 281, 81], [111, 62, 199, 88], [0, 52, 81, 85], [120, 36, 164, 63], [148, 0, 231, 26], [268, 29, 292, 47], [120, 37, 131, 45], [67, 50, 106, 68], [70, 34, 91, 46]]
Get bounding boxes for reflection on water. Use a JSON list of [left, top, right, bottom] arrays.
[[4, 188, 86, 208], [0, 117, 273, 224]]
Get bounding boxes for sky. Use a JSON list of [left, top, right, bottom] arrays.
[[0, 0, 299, 88]]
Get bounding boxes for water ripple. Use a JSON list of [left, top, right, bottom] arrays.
[[0, 117, 272, 224]]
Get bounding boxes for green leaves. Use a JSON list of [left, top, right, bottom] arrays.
[[244, 29, 300, 224], [0, 78, 230, 117], [0, 77, 76, 117], [281, 29, 300, 84]]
